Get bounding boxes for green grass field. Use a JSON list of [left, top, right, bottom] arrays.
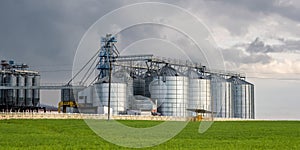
[[0, 119, 299, 149]]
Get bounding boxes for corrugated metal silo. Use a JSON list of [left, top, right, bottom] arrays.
[[228, 77, 254, 119], [223, 80, 233, 118], [5, 74, 17, 106], [212, 78, 233, 118], [17, 74, 25, 106], [150, 65, 189, 117], [0, 73, 3, 106], [32, 75, 40, 107], [114, 70, 133, 111], [210, 76, 234, 118], [94, 81, 127, 115], [210, 75, 224, 118], [187, 70, 211, 117], [25, 75, 33, 106], [250, 84, 255, 119]]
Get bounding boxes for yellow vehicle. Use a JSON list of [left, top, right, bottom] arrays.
[[58, 101, 78, 113]]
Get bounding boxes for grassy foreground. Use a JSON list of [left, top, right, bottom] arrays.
[[0, 119, 299, 149]]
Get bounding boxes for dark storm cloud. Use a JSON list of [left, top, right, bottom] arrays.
[[141, 0, 292, 66], [181, 0, 300, 35], [246, 37, 300, 53], [216, 0, 300, 22], [0, 0, 126, 82], [183, 0, 268, 35], [246, 37, 274, 53], [277, 38, 300, 52], [222, 48, 272, 65], [0, 0, 299, 81], [222, 35, 300, 67]]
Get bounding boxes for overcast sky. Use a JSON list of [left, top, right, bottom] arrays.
[[0, 0, 299, 120]]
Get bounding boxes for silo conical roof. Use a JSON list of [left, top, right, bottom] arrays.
[[227, 77, 253, 85], [159, 65, 181, 76]]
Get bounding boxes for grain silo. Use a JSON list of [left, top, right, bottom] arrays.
[[222, 79, 233, 118], [0, 60, 40, 112], [228, 77, 254, 119], [17, 74, 25, 106], [75, 34, 255, 119], [94, 77, 127, 115], [77, 76, 128, 115], [25, 75, 33, 106], [210, 75, 223, 118], [150, 65, 189, 117], [5, 74, 17, 106], [186, 70, 211, 117], [208, 75, 234, 118], [0, 73, 3, 106], [32, 75, 40, 107]]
